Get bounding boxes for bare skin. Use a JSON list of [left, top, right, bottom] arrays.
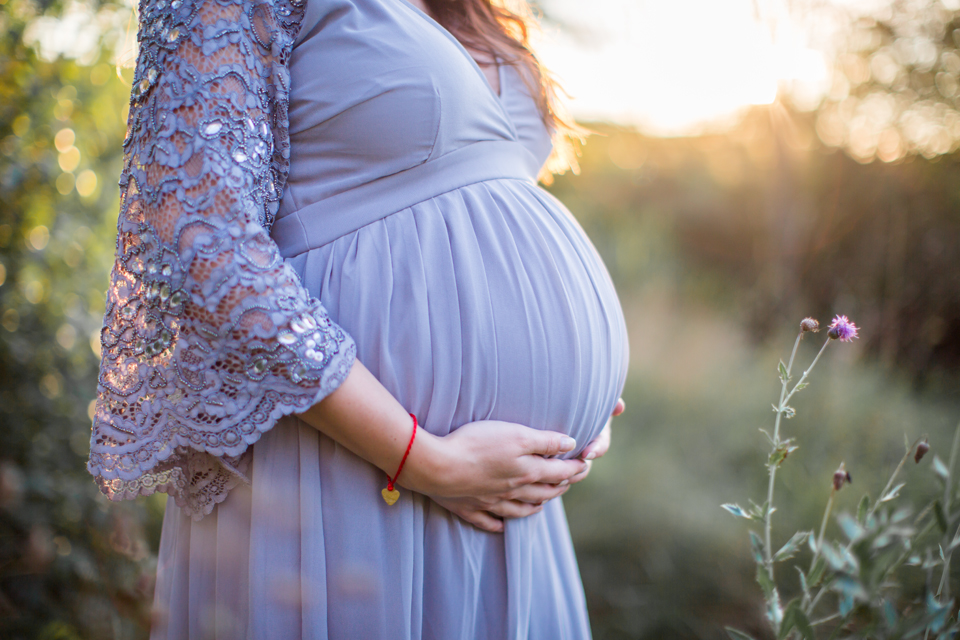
[[431, 399, 624, 531], [298, 361, 596, 526], [406, 0, 501, 95]]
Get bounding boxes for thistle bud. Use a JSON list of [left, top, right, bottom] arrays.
[[800, 318, 819, 334], [915, 440, 930, 464], [833, 463, 852, 491]]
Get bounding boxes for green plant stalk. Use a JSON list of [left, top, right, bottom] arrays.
[[810, 489, 836, 572], [865, 435, 927, 522], [935, 423, 960, 600], [938, 521, 960, 600], [781, 338, 832, 409], [763, 332, 804, 586], [804, 437, 932, 618]]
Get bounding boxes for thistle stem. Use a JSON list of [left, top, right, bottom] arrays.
[[763, 333, 804, 585], [868, 436, 927, 522], [935, 423, 960, 600], [810, 611, 841, 627], [782, 338, 831, 409], [810, 490, 836, 572], [942, 423, 960, 515]]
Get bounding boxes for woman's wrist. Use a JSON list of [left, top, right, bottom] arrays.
[[299, 360, 432, 486], [397, 428, 452, 495]]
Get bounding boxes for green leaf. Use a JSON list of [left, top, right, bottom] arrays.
[[765, 587, 783, 628], [779, 360, 789, 383], [768, 441, 799, 469], [774, 531, 809, 562], [934, 500, 948, 534], [722, 503, 750, 519], [749, 530, 765, 564], [838, 513, 865, 542], [792, 609, 815, 640], [832, 575, 868, 602], [932, 455, 949, 480], [882, 599, 898, 626], [725, 628, 758, 640], [838, 593, 854, 617], [808, 556, 827, 586], [879, 482, 906, 503], [820, 542, 846, 571], [779, 599, 815, 640], [794, 382, 809, 391], [745, 500, 774, 523], [756, 564, 776, 599], [925, 593, 950, 632], [796, 566, 810, 601], [857, 494, 870, 525]]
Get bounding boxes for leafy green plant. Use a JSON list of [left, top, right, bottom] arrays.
[[724, 316, 960, 639]]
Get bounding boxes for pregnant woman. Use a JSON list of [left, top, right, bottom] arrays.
[[88, 0, 629, 637]]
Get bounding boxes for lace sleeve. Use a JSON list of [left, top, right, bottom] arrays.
[[88, 0, 355, 519]]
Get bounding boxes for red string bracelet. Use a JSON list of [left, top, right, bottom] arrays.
[[382, 413, 417, 506]]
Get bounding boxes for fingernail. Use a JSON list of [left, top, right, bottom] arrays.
[[585, 451, 597, 460], [558, 479, 569, 486], [560, 436, 576, 451]]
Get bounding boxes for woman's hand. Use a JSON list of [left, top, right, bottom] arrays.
[[429, 398, 626, 532], [401, 420, 587, 498], [566, 397, 624, 485]]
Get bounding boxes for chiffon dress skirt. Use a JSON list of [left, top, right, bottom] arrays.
[[150, 0, 629, 638]]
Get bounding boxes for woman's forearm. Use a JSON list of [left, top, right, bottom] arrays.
[[297, 359, 447, 495], [297, 359, 588, 503]]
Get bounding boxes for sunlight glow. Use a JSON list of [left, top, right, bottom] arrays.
[[539, 0, 831, 136]]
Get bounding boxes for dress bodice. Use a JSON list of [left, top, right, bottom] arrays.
[[278, 0, 553, 220]]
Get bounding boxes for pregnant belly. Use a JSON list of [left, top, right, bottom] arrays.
[[289, 179, 629, 453]]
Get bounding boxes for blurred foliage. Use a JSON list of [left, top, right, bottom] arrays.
[[815, 0, 960, 162], [0, 0, 160, 638], [2, 0, 960, 638], [551, 112, 960, 383]]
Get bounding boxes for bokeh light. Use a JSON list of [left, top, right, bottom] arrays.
[[539, 0, 831, 135]]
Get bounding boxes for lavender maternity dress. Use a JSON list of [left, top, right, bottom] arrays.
[[88, 0, 628, 637]]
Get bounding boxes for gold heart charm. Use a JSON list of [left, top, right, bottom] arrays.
[[381, 487, 400, 506]]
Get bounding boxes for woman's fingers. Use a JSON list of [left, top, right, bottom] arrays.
[[580, 422, 612, 461], [432, 496, 505, 532], [486, 500, 544, 519], [523, 430, 577, 457], [532, 457, 587, 485], [566, 459, 592, 485], [507, 481, 570, 504], [459, 510, 505, 533], [612, 397, 626, 417]]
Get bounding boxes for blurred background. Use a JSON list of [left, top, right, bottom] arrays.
[[1, 0, 960, 638]]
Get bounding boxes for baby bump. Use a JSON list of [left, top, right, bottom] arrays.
[[289, 180, 629, 452]]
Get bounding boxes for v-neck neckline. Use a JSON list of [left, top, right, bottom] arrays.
[[396, 0, 504, 103]]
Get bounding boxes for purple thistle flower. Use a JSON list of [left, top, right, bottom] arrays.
[[827, 315, 859, 342]]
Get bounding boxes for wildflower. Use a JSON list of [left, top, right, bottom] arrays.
[[800, 317, 819, 334], [833, 463, 852, 491], [915, 440, 930, 464], [827, 315, 859, 342]]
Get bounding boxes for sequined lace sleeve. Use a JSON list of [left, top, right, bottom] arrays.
[[88, 0, 355, 519]]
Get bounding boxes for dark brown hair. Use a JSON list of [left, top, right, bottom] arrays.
[[424, 0, 582, 180]]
